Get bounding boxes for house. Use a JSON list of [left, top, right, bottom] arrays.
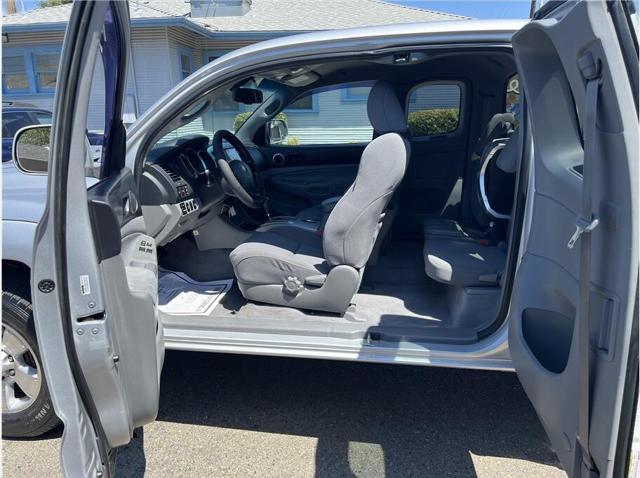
[[2, 0, 465, 141]]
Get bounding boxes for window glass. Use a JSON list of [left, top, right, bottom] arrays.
[[286, 95, 314, 110], [506, 74, 520, 118], [343, 85, 370, 101], [2, 55, 29, 92], [33, 52, 60, 91], [407, 83, 461, 137], [180, 53, 192, 80], [32, 112, 53, 124], [2, 112, 34, 139], [158, 84, 271, 143], [274, 82, 374, 145]]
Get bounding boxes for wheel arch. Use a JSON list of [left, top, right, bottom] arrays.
[[2, 220, 37, 297]]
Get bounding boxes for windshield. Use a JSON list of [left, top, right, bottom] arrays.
[[158, 81, 274, 144]]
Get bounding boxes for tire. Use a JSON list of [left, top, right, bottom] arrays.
[[2, 286, 60, 438]]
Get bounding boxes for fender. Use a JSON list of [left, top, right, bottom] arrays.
[[2, 220, 38, 269]]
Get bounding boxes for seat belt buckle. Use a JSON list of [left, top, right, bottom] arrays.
[[567, 215, 599, 249]]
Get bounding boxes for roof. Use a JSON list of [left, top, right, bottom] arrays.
[[3, 0, 468, 35]]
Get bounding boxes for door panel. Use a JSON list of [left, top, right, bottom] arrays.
[[509, 1, 638, 476], [30, 2, 162, 477], [259, 144, 363, 215]]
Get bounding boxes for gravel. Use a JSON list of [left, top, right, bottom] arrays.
[[3, 351, 566, 477]]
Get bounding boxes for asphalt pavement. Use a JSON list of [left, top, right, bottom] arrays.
[[3, 351, 566, 477]]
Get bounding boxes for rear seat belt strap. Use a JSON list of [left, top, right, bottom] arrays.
[[574, 51, 601, 478]]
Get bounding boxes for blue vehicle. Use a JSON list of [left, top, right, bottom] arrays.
[[1, 102, 53, 162]]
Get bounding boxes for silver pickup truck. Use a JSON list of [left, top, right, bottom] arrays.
[[2, 1, 638, 477]]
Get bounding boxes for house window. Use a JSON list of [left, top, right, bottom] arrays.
[[2, 55, 29, 93], [33, 52, 60, 92], [407, 82, 462, 137], [33, 53, 60, 91], [180, 52, 192, 80]]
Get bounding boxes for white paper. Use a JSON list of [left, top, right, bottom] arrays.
[[158, 272, 232, 316]]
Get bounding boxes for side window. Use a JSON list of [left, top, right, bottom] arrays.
[[505, 74, 520, 118], [407, 82, 462, 137], [2, 55, 29, 94], [2, 112, 33, 138], [32, 52, 60, 92], [270, 82, 374, 146], [179, 49, 194, 80]]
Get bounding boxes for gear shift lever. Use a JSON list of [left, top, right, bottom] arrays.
[[203, 169, 212, 187], [263, 197, 272, 222]]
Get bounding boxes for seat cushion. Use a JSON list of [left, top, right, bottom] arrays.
[[229, 226, 329, 286], [423, 236, 506, 287]]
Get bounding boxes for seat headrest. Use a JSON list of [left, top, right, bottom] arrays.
[[367, 81, 407, 135], [474, 112, 516, 155], [496, 128, 520, 174]]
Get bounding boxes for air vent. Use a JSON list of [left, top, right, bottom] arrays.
[[159, 164, 182, 183]]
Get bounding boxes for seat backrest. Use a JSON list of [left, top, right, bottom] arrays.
[[467, 113, 516, 228], [472, 112, 516, 157], [471, 127, 520, 237], [323, 81, 409, 269]]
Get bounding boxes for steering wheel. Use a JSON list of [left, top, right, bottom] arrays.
[[212, 130, 265, 209]]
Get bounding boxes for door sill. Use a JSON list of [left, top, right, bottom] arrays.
[[162, 325, 514, 371]]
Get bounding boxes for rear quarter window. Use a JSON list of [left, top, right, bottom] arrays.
[[407, 82, 462, 137]]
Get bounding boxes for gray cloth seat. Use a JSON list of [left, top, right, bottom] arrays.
[[423, 113, 517, 241], [231, 226, 329, 286], [422, 122, 521, 288], [423, 237, 507, 287], [230, 81, 409, 314]]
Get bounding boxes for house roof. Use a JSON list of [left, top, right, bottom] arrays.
[[3, 0, 468, 36]]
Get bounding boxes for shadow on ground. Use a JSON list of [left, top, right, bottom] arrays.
[[115, 351, 563, 477]]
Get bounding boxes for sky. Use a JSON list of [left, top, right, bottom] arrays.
[[4, 0, 535, 18], [391, 1, 533, 19]]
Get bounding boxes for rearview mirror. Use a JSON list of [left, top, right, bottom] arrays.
[[13, 125, 51, 174], [267, 119, 288, 144], [233, 87, 263, 105]]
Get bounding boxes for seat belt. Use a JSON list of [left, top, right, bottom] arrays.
[[569, 51, 601, 478]]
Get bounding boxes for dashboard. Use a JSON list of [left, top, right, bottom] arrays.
[[140, 134, 227, 245]]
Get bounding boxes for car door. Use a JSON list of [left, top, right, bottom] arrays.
[[508, 1, 638, 476], [257, 83, 371, 216], [30, 2, 163, 477]]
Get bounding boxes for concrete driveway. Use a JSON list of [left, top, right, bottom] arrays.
[[3, 351, 566, 477]]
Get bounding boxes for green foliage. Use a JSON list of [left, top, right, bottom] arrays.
[[21, 127, 51, 146], [286, 136, 299, 145], [407, 108, 459, 137], [233, 111, 288, 132], [39, 0, 72, 7]]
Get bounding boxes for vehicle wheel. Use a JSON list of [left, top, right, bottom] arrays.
[[2, 288, 60, 437]]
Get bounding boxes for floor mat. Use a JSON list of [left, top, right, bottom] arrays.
[[158, 272, 233, 316]]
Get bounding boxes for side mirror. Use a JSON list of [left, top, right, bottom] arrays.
[[267, 119, 288, 144], [13, 125, 51, 174]]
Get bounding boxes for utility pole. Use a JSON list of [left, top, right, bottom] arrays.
[[6, 0, 17, 15]]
